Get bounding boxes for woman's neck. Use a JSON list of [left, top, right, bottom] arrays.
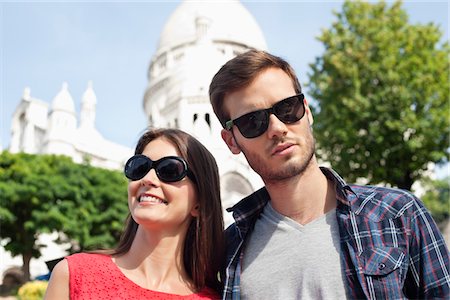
[[113, 226, 196, 295]]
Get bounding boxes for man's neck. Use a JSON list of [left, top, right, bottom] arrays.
[[265, 166, 336, 225]]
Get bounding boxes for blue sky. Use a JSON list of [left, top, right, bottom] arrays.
[[1, 0, 449, 176]]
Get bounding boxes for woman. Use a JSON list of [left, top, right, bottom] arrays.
[[45, 128, 224, 299]]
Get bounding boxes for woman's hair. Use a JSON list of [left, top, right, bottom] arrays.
[[209, 49, 302, 127], [113, 128, 224, 292]]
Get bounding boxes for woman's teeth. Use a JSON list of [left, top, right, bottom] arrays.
[[139, 195, 168, 205]]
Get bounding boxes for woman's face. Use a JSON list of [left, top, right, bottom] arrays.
[[127, 137, 198, 232]]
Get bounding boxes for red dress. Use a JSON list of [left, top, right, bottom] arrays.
[[66, 253, 220, 299]]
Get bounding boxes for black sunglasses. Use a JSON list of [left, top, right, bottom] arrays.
[[124, 155, 195, 183], [225, 94, 305, 138]]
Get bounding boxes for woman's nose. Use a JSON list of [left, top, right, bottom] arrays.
[[140, 168, 159, 186]]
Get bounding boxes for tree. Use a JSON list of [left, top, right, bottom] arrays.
[[308, 0, 450, 190], [0, 151, 128, 280], [420, 176, 450, 228], [52, 160, 129, 253]]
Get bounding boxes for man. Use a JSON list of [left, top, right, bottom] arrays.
[[209, 49, 450, 299]]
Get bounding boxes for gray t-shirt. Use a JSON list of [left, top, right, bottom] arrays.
[[241, 201, 347, 300]]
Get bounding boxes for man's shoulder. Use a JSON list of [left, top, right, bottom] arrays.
[[224, 222, 239, 240], [225, 187, 269, 227], [227, 187, 269, 212], [223, 187, 270, 248], [347, 184, 420, 221]]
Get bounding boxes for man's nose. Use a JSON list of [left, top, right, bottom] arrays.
[[265, 113, 288, 139]]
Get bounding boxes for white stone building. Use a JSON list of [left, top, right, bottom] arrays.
[[143, 0, 267, 225], [9, 81, 133, 170]]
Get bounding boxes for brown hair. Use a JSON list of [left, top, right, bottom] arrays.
[[113, 128, 224, 292], [209, 49, 302, 127]]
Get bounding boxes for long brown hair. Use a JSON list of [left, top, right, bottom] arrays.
[[113, 128, 224, 292], [209, 49, 302, 127]]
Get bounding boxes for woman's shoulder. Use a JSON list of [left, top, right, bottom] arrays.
[[44, 259, 70, 299], [65, 252, 113, 273], [66, 252, 111, 260], [66, 252, 110, 262], [46, 253, 110, 283]]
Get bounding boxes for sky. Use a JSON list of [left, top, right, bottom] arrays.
[[1, 0, 449, 176]]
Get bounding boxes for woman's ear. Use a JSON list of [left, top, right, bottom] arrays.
[[191, 204, 200, 217], [221, 129, 241, 154]]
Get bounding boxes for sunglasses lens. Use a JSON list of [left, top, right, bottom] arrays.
[[124, 155, 151, 181], [233, 95, 304, 138], [235, 110, 269, 138], [156, 158, 187, 182], [274, 95, 305, 123]]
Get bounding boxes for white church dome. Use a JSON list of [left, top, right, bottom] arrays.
[[52, 82, 75, 112], [82, 81, 97, 107], [156, 0, 267, 55]]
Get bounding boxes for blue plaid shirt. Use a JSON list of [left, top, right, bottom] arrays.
[[222, 168, 450, 299]]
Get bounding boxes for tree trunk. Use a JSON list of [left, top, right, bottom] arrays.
[[397, 171, 414, 191], [22, 252, 32, 281]]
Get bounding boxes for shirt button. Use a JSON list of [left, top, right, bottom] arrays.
[[378, 263, 386, 270]]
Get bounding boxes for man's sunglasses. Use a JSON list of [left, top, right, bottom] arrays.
[[124, 155, 195, 183], [225, 94, 305, 139]]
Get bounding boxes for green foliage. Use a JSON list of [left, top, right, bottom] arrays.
[[420, 176, 450, 226], [53, 161, 129, 252], [308, 0, 450, 190], [0, 151, 128, 278]]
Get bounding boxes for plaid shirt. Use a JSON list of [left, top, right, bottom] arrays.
[[222, 167, 450, 299]]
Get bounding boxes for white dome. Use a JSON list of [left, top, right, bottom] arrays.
[[156, 0, 267, 54], [82, 81, 97, 107], [52, 82, 75, 112]]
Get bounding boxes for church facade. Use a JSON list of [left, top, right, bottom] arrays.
[[9, 82, 133, 170], [143, 0, 267, 225]]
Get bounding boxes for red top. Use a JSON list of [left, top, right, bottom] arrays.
[[66, 253, 220, 299]]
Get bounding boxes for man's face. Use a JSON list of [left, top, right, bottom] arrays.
[[221, 67, 316, 182]]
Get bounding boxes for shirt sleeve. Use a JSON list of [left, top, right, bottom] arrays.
[[404, 196, 450, 299]]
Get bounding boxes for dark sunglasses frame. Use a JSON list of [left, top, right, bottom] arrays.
[[225, 93, 306, 138], [124, 155, 196, 183]]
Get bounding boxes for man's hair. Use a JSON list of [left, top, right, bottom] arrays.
[[209, 49, 302, 127]]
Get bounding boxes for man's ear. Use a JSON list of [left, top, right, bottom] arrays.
[[304, 97, 314, 125], [221, 129, 241, 154]]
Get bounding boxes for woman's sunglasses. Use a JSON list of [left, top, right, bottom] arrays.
[[225, 93, 305, 138], [124, 155, 195, 183]]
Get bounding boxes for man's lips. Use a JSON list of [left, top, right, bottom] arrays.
[[271, 143, 295, 156], [138, 193, 168, 205]]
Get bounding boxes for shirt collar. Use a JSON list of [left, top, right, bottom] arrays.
[[320, 167, 356, 209], [227, 187, 269, 234], [227, 167, 357, 231]]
